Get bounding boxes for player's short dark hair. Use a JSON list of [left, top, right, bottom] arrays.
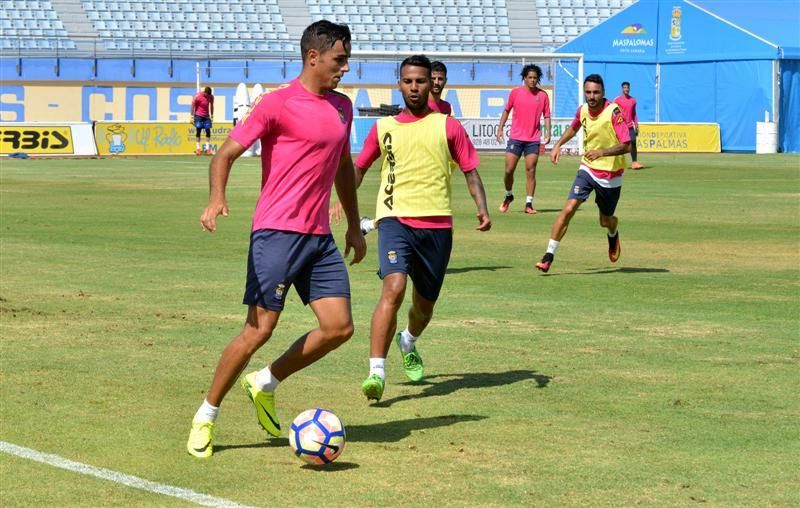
[[400, 55, 432, 76], [300, 20, 351, 61], [203, 87, 212, 95], [521, 64, 542, 79], [621, 81, 630, 87], [431, 61, 447, 75], [585, 74, 605, 89]]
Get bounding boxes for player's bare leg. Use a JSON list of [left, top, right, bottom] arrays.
[[239, 297, 353, 436], [536, 198, 583, 272], [269, 296, 354, 381], [524, 152, 539, 214], [206, 305, 281, 406], [407, 287, 435, 338], [500, 152, 520, 212], [188, 305, 280, 457], [369, 273, 408, 358], [362, 273, 407, 400]]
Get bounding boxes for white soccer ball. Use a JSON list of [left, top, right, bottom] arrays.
[[289, 408, 346, 465]]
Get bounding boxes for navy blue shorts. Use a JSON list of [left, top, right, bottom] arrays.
[[377, 218, 452, 302], [505, 138, 540, 157], [567, 170, 622, 217], [243, 229, 350, 311], [194, 115, 212, 131]]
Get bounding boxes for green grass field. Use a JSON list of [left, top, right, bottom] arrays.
[[1, 153, 799, 506]]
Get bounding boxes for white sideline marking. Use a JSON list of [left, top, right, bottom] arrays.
[[0, 441, 255, 508]]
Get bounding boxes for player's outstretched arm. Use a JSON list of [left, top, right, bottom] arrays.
[[551, 126, 577, 165], [200, 138, 247, 232], [333, 153, 366, 265], [464, 169, 492, 231]]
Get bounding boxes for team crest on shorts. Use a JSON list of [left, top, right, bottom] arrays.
[[574, 185, 581, 194], [274, 283, 286, 300], [387, 250, 398, 264]]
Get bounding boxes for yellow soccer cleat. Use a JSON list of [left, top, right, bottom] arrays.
[[241, 372, 281, 437], [186, 420, 215, 458]]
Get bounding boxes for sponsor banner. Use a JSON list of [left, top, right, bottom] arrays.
[[637, 123, 720, 152], [95, 121, 232, 155], [0, 122, 96, 156], [460, 118, 580, 152], [1, 84, 552, 123]]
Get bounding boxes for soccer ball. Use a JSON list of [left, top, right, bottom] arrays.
[[289, 408, 346, 465]]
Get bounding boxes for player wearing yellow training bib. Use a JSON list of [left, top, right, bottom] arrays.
[[344, 55, 491, 403], [535, 74, 631, 273]]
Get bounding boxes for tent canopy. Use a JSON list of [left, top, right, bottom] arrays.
[[556, 0, 799, 152], [559, 0, 799, 63]]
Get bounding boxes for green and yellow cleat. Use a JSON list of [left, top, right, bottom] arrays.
[[361, 373, 385, 401], [395, 333, 424, 382], [186, 420, 215, 458], [241, 372, 281, 437]]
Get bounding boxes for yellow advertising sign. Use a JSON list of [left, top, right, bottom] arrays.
[[0, 125, 74, 154], [95, 121, 232, 155], [637, 123, 720, 152]]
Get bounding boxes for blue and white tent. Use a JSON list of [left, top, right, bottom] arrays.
[[555, 0, 800, 152]]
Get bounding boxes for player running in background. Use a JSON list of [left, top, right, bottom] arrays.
[[354, 55, 491, 402], [495, 64, 551, 214], [190, 87, 215, 155], [428, 60, 452, 115], [614, 81, 643, 169], [535, 74, 631, 273], [186, 20, 366, 458]]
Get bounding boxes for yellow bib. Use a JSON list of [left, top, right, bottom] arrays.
[[375, 113, 453, 220], [579, 103, 627, 171]]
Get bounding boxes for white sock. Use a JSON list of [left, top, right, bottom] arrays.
[[608, 229, 618, 238], [194, 399, 219, 423], [526, 196, 533, 204], [546, 239, 560, 255], [369, 358, 386, 379], [255, 366, 280, 392], [195, 141, 200, 149], [505, 190, 513, 197], [399, 328, 417, 353]]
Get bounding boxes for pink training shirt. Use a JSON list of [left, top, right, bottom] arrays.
[[192, 93, 213, 118], [613, 94, 638, 128], [229, 79, 353, 234], [428, 97, 452, 116], [505, 86, 550, 142], [356, 110, 479, 229]]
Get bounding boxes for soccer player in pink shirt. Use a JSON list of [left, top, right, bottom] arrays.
[[496, 64, 551, 214], [186, 20, 367, 459], [428, 61, 453, 115], [190, 87, 214, 155], [614, 81, 643, 169]]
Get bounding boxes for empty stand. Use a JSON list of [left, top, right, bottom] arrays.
[[80, 0, 293, 52], [0, 0, 76, 50]]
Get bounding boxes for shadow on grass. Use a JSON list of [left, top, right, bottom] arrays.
[[214, 437, 289, 454], [347, 414, 488, 443], [375, 369, 551, 408], [214, 416, 488, 452], [446, 265, 511, 274], [301, 461, 360, 471], [543, 267, 670, 276]]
